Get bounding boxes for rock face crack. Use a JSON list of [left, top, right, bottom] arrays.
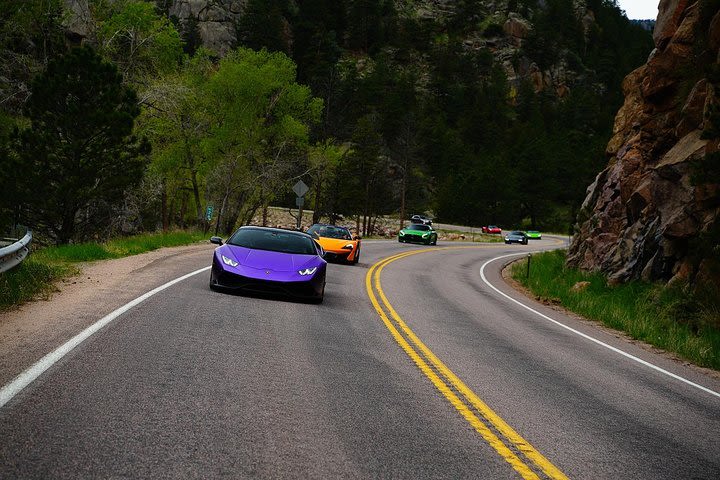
[[568, 0, 720, 286]]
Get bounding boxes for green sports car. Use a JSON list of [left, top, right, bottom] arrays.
[[526, 230, 542, 240], [399, 223, 438, 245]]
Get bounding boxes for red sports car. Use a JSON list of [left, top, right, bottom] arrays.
[[482, 225, 501, 234]]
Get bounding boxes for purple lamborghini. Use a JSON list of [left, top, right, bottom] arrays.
[[209, 226, 327, 303]]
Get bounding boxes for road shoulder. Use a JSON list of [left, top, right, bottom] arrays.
[[500, 258, 720, 381], [0, 242, 215, 387]]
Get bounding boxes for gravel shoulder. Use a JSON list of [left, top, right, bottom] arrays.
[[0, 242, 215, 387]]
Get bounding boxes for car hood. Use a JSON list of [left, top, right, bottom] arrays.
[[316, 237, 357, 252], [403, 228, 433, 234], [220, 244, 321, 272]]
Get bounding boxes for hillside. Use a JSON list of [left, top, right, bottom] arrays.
[[568, 0, 720, 289], [1, 0, 652, 242], [161, 0, 653, 229]]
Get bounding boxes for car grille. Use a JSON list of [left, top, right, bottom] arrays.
[[324, 251, 351, 262], [406, 234, 425, 241]]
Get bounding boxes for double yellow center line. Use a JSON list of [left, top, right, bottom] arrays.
[[366, 248, 568, 480]]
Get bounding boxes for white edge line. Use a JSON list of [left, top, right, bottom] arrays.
[[0, 266, 211, 409], [480, 252, 720, 400]]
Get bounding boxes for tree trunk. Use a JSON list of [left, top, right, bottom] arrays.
[[179, 194, 187, 228], [313, 172, 323, 224], [190, 168, 203, 227], [168, 196, 176, 229], [215, 192, 228, 236], [57, 207, 77, 245], [161, 178, 168, 232]]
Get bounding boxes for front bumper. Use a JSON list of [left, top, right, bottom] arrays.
[[210, 259, 325, 299], [399, 234, 432, 243], [324, 248, 356, 263]]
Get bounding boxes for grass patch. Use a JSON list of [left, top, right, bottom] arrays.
[[0, 261, 75, 311], [1, 230, 206, 312], [511, 250, 720, 370]]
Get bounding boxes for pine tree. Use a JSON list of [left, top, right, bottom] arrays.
[[17, 46, 149, 244]]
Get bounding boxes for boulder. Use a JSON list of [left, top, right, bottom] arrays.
[[503, 14, 530, 40]]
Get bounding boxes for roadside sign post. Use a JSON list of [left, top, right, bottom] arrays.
[[526, 253, 532, 279], [292, 180, 309, 230]]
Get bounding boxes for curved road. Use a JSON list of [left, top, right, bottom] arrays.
[[0, 238, 718, 478]]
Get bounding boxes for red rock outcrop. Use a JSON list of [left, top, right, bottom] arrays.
[[567, 1, 720, 286]]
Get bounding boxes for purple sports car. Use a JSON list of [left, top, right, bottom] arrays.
[[209, 226, 327, 303]]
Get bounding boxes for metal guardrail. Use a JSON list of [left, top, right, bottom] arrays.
[[0, 229, 32, 273]]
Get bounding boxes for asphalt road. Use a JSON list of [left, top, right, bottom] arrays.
[[1, 238, 718, 478]]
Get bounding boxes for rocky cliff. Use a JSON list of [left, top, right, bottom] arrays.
[[567, 0, 720, 287], [168, 0, 247, 55]]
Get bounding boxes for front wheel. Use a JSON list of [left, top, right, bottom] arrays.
[[311, 283, 325, 304]]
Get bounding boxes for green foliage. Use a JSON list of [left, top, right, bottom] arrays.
[[236, 0, 292, 53], [346, 0, 397, 53], [34, 229, 206, 262], [16, 46, 149, 244], [511, 250, 720, 370], [178, 15, 202, 56], [0, 0, 67, 114], [308, 140, 350, 223], [141, 47, 323, 234], [96, 0, 183, 83]]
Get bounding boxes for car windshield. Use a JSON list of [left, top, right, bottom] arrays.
[[488, 225, 498, 229], [228, 228, 317, 255], [510, 231, 524, 236], [307, 225, 352, 240], [408, 224, 431, 231]]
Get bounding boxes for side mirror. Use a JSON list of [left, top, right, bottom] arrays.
[[353, 235, 361, 240], [210, 236, 223, 245]]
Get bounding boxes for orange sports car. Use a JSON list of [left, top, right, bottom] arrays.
[[307, 224, 361, 264]]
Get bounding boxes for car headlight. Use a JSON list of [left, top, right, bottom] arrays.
[[298, 267, 317, 276], [342, 243, 354, 250], [422, 233, 430, 237], [399, 231, 405, 236], [221, 255, 238, 267]]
